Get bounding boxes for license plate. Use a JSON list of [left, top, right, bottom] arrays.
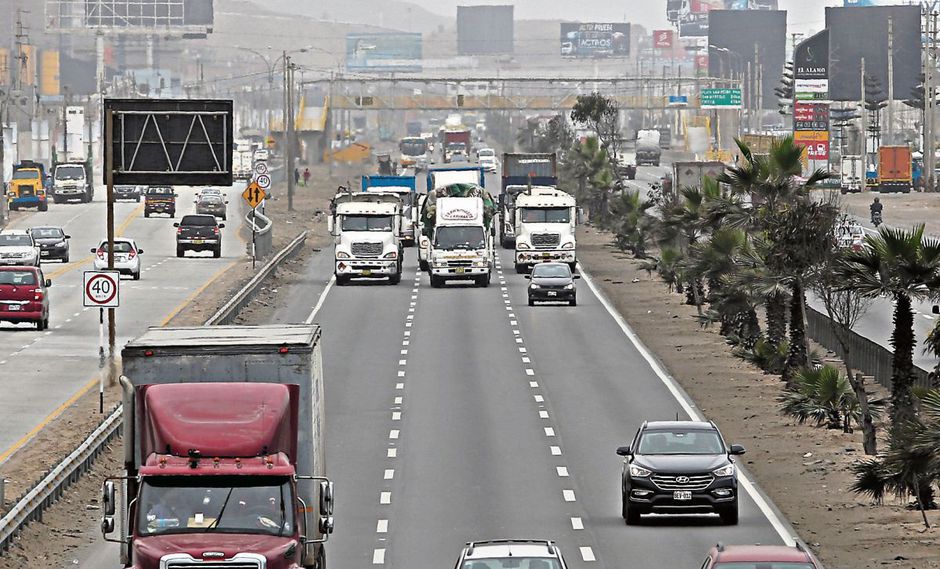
[[193, 240, 204, 244], [6, 304, 21, 311], [542, 253, 551, 258], [547, 291, 557, 297], [673, 491, 692, 501], [40, 251, 50, 256], [455, 267, 466, 274], [361, 269, 372, 276]]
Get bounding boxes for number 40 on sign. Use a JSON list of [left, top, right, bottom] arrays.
[[83, 271, 121, 308]]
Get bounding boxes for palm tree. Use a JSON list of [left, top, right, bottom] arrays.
[[780, 365, 882, 432], [565, 136, 612, 223], [836, 225, 940, 436], [609, 189, 655, 257]]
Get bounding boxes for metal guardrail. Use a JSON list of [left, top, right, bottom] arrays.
[[246, 208, 274, 259], [0, 405, 122, 553], [0, 226, 311, 555], [205, 229, 307, 326], [806, 305, 934, 389]]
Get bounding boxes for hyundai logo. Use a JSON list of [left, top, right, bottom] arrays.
[[675, 476, 690, 484]]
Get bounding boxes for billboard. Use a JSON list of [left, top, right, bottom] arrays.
[[653, 30, 674, 48], [707, 10, 787, 108], [457, 5, 514, 55], [39, 50, 61, 97], [46, 0, 213, 32], [826, 6, 921, 101], [677, 0, 779, 37], [560, 23, 630, 58], [346, 33, 423, 73]]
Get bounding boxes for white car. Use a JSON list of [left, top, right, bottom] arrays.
[[92, 238, 143, 280], [480, 156, 498, 173], [0, 229, 40, 266], [253, 149, 269, 162]]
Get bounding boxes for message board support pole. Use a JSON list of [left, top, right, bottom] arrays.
[[99, 307, 105, 413], [105, 108, 116, 358]]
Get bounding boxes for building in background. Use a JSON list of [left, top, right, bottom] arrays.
[[346, 33, 423, 73]]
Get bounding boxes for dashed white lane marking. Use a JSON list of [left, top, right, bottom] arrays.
[[394, 396, 403, 404], [522, 357, 531, 363], [544, 427, 555, 437], [534, 395, 544, 402], [373, 548, 386, 564], [391, 411, 401, 421], [529, 381, 539, 388], [387, 448, 397, 458], [579, 547, 596, 562], [556, 466, 569, 477], [402, 340, 410, 346], [404, 331, 411, 336], [563, 489, 576, 502], [571, 517, 584, 530], [525, 368, 535, 376], [397, 370, 406, 377], [518, 347, 527, 353], [380, 491, 391, 505], [384, 469, 395, 480], [377, 519, 389, 533], [389, 429, 400, 440], [398, 359, 407, 365], [400, 349, 408, 355], [396, 382, 404, 389], [539, 410, 550, 419], [551, 446, 562, 455]]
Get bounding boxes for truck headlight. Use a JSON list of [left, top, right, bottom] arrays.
[[383, 251, 398, 259], [517, 242, 531, 250], [336, 251, 350, 259], [561, 242, 575, 250], [712, 464, 735, 477]]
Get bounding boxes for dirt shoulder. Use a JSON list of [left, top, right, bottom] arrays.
[[577, 226, 940, 569], [0, 162, 345, 567]]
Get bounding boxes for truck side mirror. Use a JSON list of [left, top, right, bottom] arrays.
[[319, 480, 335, 515], [103, 480, 116, 516], [319, 515, 335, 535], [101, 516, 115, 535]]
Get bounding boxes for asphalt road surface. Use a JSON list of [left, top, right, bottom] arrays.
[[0, 186, 246, 461], [76, 165, 795, 569]]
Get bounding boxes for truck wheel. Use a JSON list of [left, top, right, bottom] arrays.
[[315, 545, 326, 569], [476, 274, 489, 288], [514, 263, 526, 274], [389, 272, 401, 285], [419, 259, 429, 272], [430, 275, 443, 288], [335, 274, 348, 286], [39, 202, 48, 212], [144, 210, 150, 218]]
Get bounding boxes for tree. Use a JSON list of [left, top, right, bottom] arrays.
[[565, 136, 613, 224], [836, 225, 940, 438], [780, 365, 881, 432], [570, 92, 621, 157]]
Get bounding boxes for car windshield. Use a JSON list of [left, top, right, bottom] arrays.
[[434, 226, 485, 250], [478, 149, 495, 157], [0, 235, 33, 247], [137, 476, 295, 537], [12, 170, 39, 180], [181, 216, 217, 227], [342, 215, 393, 232], [715, 564, 816, 569], [637, 430, 725, 455], [0, 270, 36, 285], [31, 228, 64, 239], [532, 264, 570, 279], [462, 558, 562, 569], [100, 241, 134, 253], [55, 166, 85, 180], [520, 207, 570, 223]]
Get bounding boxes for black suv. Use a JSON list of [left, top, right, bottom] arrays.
[[174, 214, 224, 258], [616, 420, 745, 525]]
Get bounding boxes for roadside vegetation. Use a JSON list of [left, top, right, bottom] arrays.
[[538, 92, 940, 527]]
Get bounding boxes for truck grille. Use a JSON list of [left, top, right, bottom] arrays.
[[531, 233, 560, 249], [161, 553, 265, 569], [650, 473, 714, 491], [447, 260, 472, 267], [19, 185, 35, 197], [351, 242, 383, 257]]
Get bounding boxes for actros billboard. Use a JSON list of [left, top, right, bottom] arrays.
[[560, 23, 630, 58]]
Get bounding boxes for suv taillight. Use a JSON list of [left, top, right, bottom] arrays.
[[213, 227, 220, 235], [33, 289, 43, 302], [96, 249, 105, 259], [177, 227, 183, 235]]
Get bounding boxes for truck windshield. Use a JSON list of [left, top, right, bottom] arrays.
[[12, 170, 39, 180], [520, 207, 570, 223], [434, 226, 485, 250], [342, 215, 393, 232], [138, 476, 295, 537], [399, 140, 428, 156], [55, 166, 85, 180], [0, 235, 33, 247]]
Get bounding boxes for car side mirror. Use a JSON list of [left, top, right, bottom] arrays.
[[729, 444, 746, 456], [524, 275, 531, 280], [173, 194, 179, 198], [89, 248, 97, 253], [45, 279, 52, 287], [173, 223, 180, 227], [218, 223, 225, 229], [64, 235, 71, 239], [616, 446, 633, 457], [137, 249, 143, 255], [225, 200, 229, 204], [573, 274, 581, 279]]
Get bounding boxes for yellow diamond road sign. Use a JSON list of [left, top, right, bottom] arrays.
[[242, 182, 266, 209]]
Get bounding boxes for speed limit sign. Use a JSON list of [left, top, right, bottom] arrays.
[[256, 174, 271, 189], [254, 161, 269, 175], [83, 271, 121, 308]]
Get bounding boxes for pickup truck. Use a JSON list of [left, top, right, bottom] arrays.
[[174, 214, 224, 258]]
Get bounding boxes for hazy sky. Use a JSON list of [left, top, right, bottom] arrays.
[[405, 0, 850, 34]]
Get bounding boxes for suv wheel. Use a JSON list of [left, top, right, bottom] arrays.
[[213, 245, 222, 258], [718, 501, 739, 525], [176, 246, 184, 258], [622, 493, 641, 525]]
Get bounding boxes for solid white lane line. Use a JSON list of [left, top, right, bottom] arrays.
[[380, 492, 391, 504], [304, 275, 336, 324], [563, 489, 576, 502], [571, 517, 584, 530], [556, 466, 569, 477], [579, 547, 595, 562], [578, 265, 798, 546], [377, 519, 389, 533], [384, 469, 395, 480], [373, 549, 386, 564], [550, 446, 562, 455]]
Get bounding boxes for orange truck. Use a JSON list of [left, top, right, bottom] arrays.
[[877, 145, 913, 193]]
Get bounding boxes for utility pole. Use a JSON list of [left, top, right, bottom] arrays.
[[861, 57, 868, 162], [925, 10, 938, 192], [328, 70, 334, 177], [283, 52, 295, 211], [887, 16, 895, 145]]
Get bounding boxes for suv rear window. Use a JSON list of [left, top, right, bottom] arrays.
[[0, 270, 37, 285], [180, 215, 217, 226], [147, 187, 173, 195]]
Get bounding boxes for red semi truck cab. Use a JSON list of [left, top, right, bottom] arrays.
[[104, 325, 334, 569], [442, 129, 472, 163]]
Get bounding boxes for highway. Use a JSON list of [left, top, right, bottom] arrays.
[[72, 165, 795, 569], [0, 186, 246, 461]]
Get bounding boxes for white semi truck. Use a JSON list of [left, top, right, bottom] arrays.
[[427, 196, 494, 288], [418, 166, 486, 271], [234, 140, 254, 181], [513, 187, 578, 273], [329, 191, 404, 285]]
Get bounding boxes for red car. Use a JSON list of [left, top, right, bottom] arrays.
[[701, 543, 822, 569], [0, 266, 51, 330]]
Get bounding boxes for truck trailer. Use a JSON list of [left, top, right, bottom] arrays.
[[500, 153, 558, 248], [102, 325, 335, 569]]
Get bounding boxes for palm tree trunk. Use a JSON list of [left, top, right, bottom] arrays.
[[766, 290, 788, 351], [784, 280, 808, 387], [889, 293, 918, 439], [847, 370, 878, 455]]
